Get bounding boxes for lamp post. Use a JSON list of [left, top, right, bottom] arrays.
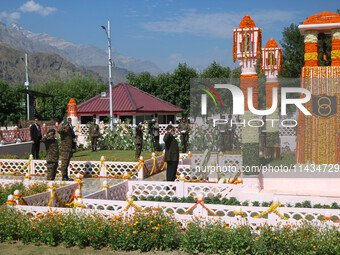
[[101, 21, 114, 130], [24, 53, 29, 120]]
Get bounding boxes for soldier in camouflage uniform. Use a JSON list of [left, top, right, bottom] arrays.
[[135, 122, 143, 159], [178, 118, 190, 153], [152, 119, 160, 151], [226, 115, 235, 151], [58, 123, 74, 181], [42, 129, 59, 180], [89, 119, 100, 151], [217, 116, 228, 152]]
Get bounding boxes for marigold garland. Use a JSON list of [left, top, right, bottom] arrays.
[[303, 11, 340, 25], [261, 39, 282, 73], [296, 66, 340, 164], [233, 15, 262, 63], [331, 50, 340, 59]]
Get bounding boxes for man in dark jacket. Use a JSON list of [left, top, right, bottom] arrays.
[[58, 123, 73, 181], [163, 125, 179, 181], [135, 122, 143, 159], [42, 129, 59, 180], [89, 119, 100, 152], [30, 118, 42, 159]]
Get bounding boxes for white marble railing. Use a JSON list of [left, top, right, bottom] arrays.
[[82, 180, 238, 200], [80, 197, 340, 229], [17, 182, 78, 207], [0, 155, 166, 180]]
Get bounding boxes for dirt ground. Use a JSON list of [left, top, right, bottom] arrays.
[[0, 242, 189, 255]]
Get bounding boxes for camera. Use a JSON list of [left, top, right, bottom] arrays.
[[148, 120, 156, 135]]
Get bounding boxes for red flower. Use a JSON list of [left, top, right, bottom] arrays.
[[90, 237, 94, 241]]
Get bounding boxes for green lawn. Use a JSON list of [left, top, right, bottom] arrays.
[[0, 242, 185, 255], [72, 150, 162, 162]]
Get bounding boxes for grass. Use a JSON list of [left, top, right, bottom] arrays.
[[71, 149, 162, 162], [0, 242, 185, 255]]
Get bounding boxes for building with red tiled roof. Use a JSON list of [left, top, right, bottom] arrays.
[[77, 82, 183, 124]]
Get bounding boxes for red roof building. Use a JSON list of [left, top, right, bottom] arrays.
[[77, 82, 183, 124]]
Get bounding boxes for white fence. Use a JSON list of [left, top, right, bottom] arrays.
[[0, 154, 167, 180], [79, 181, 340, 228], [7, 178, 340, 229]]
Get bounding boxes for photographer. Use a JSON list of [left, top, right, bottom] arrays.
[[178, 118, 190, 153], [148, 118, 159, 152], [226, 115, 235, 151], [67, 117, 77, 151], [89, 119, 100, 152], [135, 122, 144, 159]]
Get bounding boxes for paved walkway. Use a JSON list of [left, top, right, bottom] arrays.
[[0, 142, 46, 157]]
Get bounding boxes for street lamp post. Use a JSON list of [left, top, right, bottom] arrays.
[[101, 20, 114, 130], [24, 53, 30, 120]]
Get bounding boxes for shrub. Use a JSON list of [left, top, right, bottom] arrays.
[[0, 182, 47, 205]]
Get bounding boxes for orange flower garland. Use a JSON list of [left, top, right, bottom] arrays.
[[296, 66, 340, 164], [233, 15, 262, 63], [304, 42, 319, 66], [331, 39, 340, 66], [303, 11, 340, 25], [261, 38, 282, 73]]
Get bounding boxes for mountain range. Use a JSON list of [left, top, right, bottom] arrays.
[[0, 22, 162, 85], [0, 41, 105, 86]]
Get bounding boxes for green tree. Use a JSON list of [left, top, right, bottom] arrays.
[[280, 23, 305, 78], [169, 63, 198, 116], [0, 81, 22, 126], [36, 76, 107, 121], [200, 61, 231, 78], [128, 63, 198, 115], [126, 72, 157, 95]]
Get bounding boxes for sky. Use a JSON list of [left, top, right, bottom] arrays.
[[0, 0, 339, 72]]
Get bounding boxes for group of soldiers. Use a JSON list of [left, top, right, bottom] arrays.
[[32, 115, 236, 182], [32, 117, 76, 181], [135, 118, 160, 159], [216, 115, 235, 152], [135, 118, 191, 159]]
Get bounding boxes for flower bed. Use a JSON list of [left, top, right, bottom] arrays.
[[0, 182, 47, 205], [0, 206, 339, 254]]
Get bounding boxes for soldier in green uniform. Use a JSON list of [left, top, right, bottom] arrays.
[[152, 119, 160, 151], [41, 129, 59, 180], [164, 125, 179, 181], [217, 115, 228, 152], [58, 122, 74, 181], [89, 119, 100, 152], [178, 118, 190, 153], [226, 115, 235, 151], [135, 122, 143, 159]]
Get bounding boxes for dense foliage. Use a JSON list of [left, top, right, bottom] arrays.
[[0, 82, 23, 126], [35, 76, 107, 121], [0, 182, 47, 205], [0, 207, 339, 254], [280, 23, 305, 78], [127, 62, 233, 116]]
